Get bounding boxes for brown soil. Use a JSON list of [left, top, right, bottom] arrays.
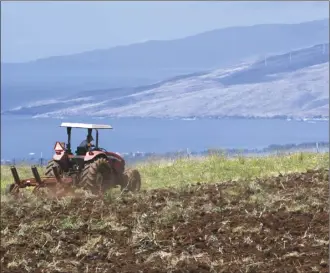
[[1, 169, 329, 273]]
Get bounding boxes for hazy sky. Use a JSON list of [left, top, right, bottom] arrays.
[[1, 1, 329, 63]]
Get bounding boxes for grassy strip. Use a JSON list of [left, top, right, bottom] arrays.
[[1, 152, 328, 193], [138, 152, 329, 189]]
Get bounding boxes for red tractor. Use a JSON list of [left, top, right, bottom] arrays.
[[7, 122, 141, 195]]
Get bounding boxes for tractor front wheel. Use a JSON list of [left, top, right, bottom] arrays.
[[81, 158, 113, 194], [44, 159, 62, 176]]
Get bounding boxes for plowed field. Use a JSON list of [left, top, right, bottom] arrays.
[[1, 169, 329, 273]]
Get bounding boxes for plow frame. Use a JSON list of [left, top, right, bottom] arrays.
[[9, 165, 74, 195]]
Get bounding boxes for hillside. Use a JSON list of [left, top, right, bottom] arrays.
[[2, 19, 329, 109], [3, 43, 329, 119]]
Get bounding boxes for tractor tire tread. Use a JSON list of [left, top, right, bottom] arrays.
[[44, 160, 62, 177], [80, 157, 112, 193]]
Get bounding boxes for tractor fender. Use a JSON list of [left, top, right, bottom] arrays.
[[84, 151, 107, 162], [105, 151, 125, 163], [84, 151, 125, 174]]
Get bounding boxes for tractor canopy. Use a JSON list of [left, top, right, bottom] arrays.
[[60, 122, 113, 129], [58, 122, 113, 155]]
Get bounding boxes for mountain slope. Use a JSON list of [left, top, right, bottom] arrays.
[[3, 43, 329, 119], [2, 19, 329, 110]]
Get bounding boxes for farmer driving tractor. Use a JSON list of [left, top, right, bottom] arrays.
[[79, 134, 95, 151]]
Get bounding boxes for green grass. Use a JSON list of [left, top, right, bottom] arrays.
[[138, 152, 329, 189], [1, 152, 329, 193]]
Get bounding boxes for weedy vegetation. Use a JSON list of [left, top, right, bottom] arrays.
[[1, 152, 328, 192], [0, 152, 329, 273]]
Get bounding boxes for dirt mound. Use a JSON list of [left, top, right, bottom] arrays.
[[1, 169, 329, 273]]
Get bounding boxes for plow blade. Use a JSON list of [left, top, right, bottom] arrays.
[[7, 165, 73, 195]]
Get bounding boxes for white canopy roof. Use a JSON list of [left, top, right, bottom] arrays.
[[60, 122, 113, 129]]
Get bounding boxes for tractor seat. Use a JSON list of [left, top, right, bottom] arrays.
[[75, 146, 87, 156]]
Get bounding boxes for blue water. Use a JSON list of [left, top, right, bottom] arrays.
[[1, 115, 328, 159]]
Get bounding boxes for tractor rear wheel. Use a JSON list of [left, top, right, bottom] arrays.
[[44, 159, 62, 176], [80, 157, 113, 194], [120, 168, 141, 192]]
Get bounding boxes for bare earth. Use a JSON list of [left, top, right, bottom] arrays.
[[1, 169, 329, 273]]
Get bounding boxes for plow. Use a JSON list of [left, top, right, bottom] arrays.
[[6, 122, 141, 196]]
